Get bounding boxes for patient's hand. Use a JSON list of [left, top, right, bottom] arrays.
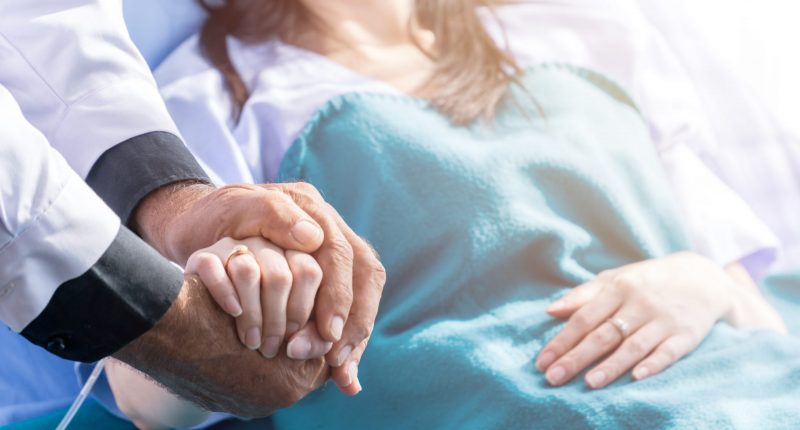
[[115, 275, 329, 418], [186, 237, 363, 395], [186, 237, 331, 360], [535, 252, 787, 390]]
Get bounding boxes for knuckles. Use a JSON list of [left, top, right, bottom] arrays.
[[624, 337, 648, 356], [229, 257, 261, 284], [369, 259, 387, 291], [346, 316, 375, 341], [192, 252, 220, 274], [611, 274, 640, 294], [262, 265, 294, 294], [326, 236, 356, 268], [590, 325, 619, 346], [288, 252, 323, 287], [569, 312, 594, 332]]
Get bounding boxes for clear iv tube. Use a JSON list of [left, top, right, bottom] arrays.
[[55, 358, 107, 430]]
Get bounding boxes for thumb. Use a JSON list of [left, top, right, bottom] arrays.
[[227, 186, 325, 253], [546, 279, 603, 318]]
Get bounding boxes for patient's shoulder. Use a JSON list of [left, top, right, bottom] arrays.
[[154, 34, 217, 89]]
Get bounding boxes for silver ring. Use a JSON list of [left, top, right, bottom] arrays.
[[608, 317, 630, 337]]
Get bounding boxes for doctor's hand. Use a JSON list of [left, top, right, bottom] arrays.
[[534, 252, 766, 390], [133, 182, 385, 391], [115, 273, 329, 418]]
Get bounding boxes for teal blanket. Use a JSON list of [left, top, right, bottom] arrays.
[[274, 65, 800, 429]]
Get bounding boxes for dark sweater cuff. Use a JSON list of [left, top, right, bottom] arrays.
[[86, 131, 211, 225], [21, 225, 183, 362]]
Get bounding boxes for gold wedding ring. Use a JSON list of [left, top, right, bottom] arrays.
[[608, 317, 630, 338], [224, 244, 252, 268]]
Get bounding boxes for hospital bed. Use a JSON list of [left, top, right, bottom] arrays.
[[4, 0, 800, 428]]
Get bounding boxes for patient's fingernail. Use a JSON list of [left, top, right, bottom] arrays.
[[286, 322, 300, 336], [587, 370, 607, 389], [353, 377, 363, 394], [291, 220, 322, 246], [337, 345, 353, 367], [330, 316, 344, 341], [224, 296, 243, 317], [546, 366, 566, 386], [536, 351, 556, 371], [287, 336, 312, 359], [633, 366, 650, 381], [245, 327, 261, 350], [547, 301, 565, 312], [262, 336, 282, 358]]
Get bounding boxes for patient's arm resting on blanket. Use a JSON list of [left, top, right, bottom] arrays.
[[535, 252, 787, 390]]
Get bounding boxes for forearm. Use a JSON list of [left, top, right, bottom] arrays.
[[106, 359, 210, 430]]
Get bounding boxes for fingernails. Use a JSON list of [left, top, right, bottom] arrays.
[[633, 366, 650, 381], [536, 351, 556, 371], [291, 220, 322, 246], [245, 327, 261, 350], [330, 316, 344, 341], [345, 361, 358, 386], [287, 336, 312, 359], [262, 336, 282, 358], [286, 322, 300, 336], [224, 296, 243, 317], [547, 300, 565, 312], [352, 377, 363, 394], [587, 370, 607, 389], [336, 345, 353, 367], [546, 365, 566, 386]]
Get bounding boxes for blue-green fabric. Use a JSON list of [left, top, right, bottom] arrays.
[[273, 65, 800, 429], [0, 398, 133, 430], [0, 398, 273, 430]]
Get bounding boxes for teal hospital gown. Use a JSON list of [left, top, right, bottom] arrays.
[[274, 65, 800, 429]]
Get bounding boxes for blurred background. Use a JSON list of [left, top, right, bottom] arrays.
[[640, 0, 800, 138]]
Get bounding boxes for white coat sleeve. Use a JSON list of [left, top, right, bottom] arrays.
[[0, 0, 210, 223], [0, 85, 184, 362]]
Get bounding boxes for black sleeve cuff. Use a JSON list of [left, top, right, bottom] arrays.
[[86, 131, 211, 226], [21, 225, 184, 362]]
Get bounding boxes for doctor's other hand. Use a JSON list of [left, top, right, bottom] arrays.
[[133, 182, 386, 392], [114, 273, 329, 418], [185, 236, 331, 360], [535, 252, 785, 390]]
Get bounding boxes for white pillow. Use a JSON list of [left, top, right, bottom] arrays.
[[123, 0, 206, 69]]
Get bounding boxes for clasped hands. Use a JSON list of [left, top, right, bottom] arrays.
[[186, 235, 369, 395], [122, 181, 385, 416]]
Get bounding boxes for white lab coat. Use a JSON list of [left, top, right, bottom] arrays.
[[0, 0, 180, 177], [0, 0, 195, 361]]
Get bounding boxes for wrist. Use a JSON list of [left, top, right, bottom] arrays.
[[113, 275, 217, 408], [131, 182, 216, 263], [114, 275, 191, 368], [115, 274, 330, 416]]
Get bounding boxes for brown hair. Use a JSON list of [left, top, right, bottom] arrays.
[[198, 0, 522, 124]]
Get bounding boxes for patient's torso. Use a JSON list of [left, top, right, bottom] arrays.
[[279, 65, 687, 325], [269, 66, 713, 428]]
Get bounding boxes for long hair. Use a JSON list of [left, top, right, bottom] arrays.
[[198, 0, 522, 125]]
